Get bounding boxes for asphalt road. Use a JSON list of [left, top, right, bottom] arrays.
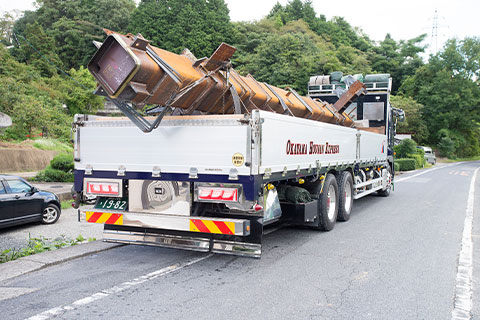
[[1, 161, 479, 320]]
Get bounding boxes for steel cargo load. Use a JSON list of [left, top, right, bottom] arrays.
[[87, 30, 360, 128]]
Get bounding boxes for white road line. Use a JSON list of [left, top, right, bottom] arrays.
[[25, 254, 212, 320], [395, 162, 463, 183], [452, 167, 479, 320]]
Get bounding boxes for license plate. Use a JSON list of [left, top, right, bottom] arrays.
[[94, 197, 128, 211]]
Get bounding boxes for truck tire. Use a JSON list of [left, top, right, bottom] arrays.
[[377, 165, 392, 197], [337, 171, 353, 221], [317, 173, 339, 231]]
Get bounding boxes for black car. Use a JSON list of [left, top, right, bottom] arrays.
[[0, 175, 61, 228]]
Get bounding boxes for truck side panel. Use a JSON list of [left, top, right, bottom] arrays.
[[257, 110, 386, 174]]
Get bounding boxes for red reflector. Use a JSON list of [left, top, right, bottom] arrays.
[[254, 204, 263, 212], [211, 189, 224, 199], [221, 189, 237, 201], [199, 189, 212, 199]]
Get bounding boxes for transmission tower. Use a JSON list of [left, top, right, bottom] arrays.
[[430, 9, 438, 54]]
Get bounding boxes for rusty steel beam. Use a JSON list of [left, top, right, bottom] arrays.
[[332, 80, 366, 114], [88, 30, 355, 127]]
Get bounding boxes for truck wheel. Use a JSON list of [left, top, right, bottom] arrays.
[[337, 171, 353, 221], [317, 173, 339, 231], [377, 166, 392, 197]]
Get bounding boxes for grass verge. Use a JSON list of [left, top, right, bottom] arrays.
[[32, 138, 73, 153], [441, 156, 480, 163], [61, 200, 74, 210], [0, 234, 96, 264]]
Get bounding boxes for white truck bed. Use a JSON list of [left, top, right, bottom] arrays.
[[74, 110, 387, 177]]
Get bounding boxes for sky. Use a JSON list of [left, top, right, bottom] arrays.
[[1, 0, 478, 54]]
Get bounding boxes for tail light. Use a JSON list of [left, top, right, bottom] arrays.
[[84, 178, 123, 197], [196, 184, 240, 203]]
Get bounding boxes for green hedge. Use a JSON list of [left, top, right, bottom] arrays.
[[407, 154, 424, 169], [35, 168, 74, 182], [50, 153, 74, 172], [394, 162, 400, 172], [396, 158, 416, 171]]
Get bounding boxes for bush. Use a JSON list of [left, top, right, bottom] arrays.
[[35, 167, 74, 182], [34, 152, 74, 182], [395, 139, 417, 158], [407, 153, 424, 169], [394, 162, 400, 172], [50, 153, 74, 172], [396, 158, 416, 171], [438, 136, 455, 158]]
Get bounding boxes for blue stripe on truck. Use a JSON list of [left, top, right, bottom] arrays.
[[74, 169, 257, 201]]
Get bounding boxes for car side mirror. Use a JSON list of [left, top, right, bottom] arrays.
[[31, 186, 39, 193]]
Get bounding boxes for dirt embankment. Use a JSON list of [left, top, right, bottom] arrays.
[[0, 141, 57, 172]]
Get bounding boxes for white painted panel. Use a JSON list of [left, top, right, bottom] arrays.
[[358, 129, 388, 162], [77, 120, 250, 175], [257, 111, 358, 174]]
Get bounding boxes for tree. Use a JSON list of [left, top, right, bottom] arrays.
[[129, 0, 233, 58], [368, 33, 426, 93], [0, 12, 16, 46], [0, 45, 99, 141], [49, 66, 104, 115], [395, 139, 417, 158], [390, 95, 428, 144], [234, 20, 342, 95], [14, 22, 62, 77], [12, 0, 136, 69], [400, 38, 480, 157]]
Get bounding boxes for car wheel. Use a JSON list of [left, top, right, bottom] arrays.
[[337, 171, 353, 222], [42, 203, 61, 224]]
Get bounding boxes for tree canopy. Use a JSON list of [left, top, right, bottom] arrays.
[[129, 0, 232, 58], [400, 37, 480, 157], [12, 0, 136, 69], [0, 0, 478, 158]]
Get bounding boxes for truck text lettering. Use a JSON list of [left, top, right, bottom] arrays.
[[286, 140, 339, 155]]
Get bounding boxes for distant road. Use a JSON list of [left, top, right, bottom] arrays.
[[1, 161, 479, 320]]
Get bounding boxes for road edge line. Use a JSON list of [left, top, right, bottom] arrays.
[[396, 162, 463, 183], [451, 166, 479, 320]]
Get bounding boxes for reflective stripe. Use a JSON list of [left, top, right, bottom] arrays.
[[86, 212, 123, 225], [190, 219, 235, 235]]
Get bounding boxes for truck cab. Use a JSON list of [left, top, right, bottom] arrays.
[[308, 72, 397, 173]]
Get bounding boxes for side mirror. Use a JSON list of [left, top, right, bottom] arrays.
[[31, 186, 39, 193]]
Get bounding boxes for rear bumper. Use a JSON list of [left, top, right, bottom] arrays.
[[79, 209, 261, 257], [103, 229, 261, 257]]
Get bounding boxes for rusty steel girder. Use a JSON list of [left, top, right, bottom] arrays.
[[88, 30, 359, 127]]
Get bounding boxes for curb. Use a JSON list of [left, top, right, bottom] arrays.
[[0, 241, 123, 283]]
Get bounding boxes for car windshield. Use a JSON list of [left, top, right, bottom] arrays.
[[7, 179, 32, 193], [0, 182, 5, 194]]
